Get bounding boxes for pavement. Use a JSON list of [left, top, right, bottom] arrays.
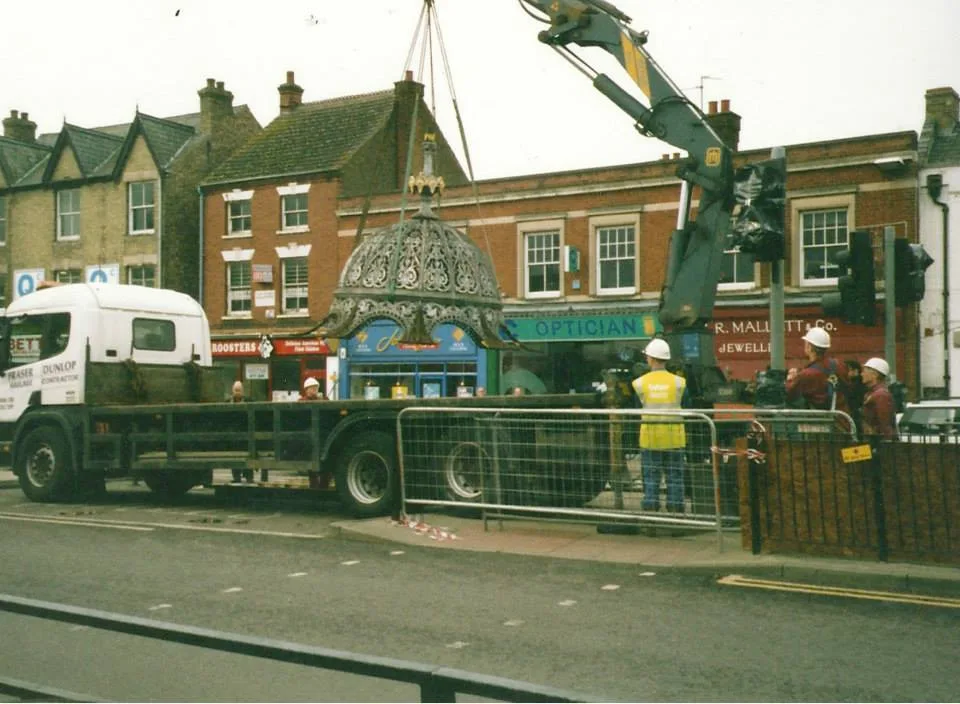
[[3, 468, 958, 594]]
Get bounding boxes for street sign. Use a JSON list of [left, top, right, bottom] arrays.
[[13, 269, 45, 299], [841, 444, 873, 463]]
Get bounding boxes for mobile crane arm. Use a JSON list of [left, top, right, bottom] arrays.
[[521, 0, 734, 398]]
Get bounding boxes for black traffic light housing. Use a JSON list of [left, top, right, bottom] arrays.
[[821, 230, 876, 325], [729, 157, 786, 262], [893, 238, 934, 306]]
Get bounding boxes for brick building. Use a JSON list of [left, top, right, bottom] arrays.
[[0, 78, 260, 305], [338, 100, 919, 396], [199, 71, 467, 401]]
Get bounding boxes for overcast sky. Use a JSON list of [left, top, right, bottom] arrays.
[[3, 0, 957, 180]]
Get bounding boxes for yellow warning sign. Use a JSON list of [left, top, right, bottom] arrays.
[[841, 444, 873, 463]]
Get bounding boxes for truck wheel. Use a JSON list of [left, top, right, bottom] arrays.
[[143, 472, 197, 499], [335, 431, 396, 518], [442, 433, 488, 503], [18, 426, 76, 502]]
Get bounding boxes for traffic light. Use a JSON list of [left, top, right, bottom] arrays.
[[821, 230, 877, 325], [729, 156, 786, 262], [893, 238, 934, 306]]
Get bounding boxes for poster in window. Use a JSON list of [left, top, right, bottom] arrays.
[[422, 382, 441, 399]]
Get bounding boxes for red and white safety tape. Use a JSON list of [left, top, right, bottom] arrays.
[[391, 516, 459, 542]]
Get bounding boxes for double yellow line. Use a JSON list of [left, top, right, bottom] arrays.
[[718, 574, 960, 609]]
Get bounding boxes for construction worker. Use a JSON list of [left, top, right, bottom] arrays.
[[786, 327, 850, 413], [301, 376, 324, 401], [861, 357, 896, 439], [631, 338, 691, 514]]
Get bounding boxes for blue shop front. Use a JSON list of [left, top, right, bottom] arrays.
[[500, 311, 661, 394], [340, 321, 488, 399]]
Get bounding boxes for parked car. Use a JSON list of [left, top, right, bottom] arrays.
[[897, 399, 960, 443]]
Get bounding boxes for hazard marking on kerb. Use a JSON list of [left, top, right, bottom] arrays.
[[601, 584, 621, 591], [718, 574, 960, 609]]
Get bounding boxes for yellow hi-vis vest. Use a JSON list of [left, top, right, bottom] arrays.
[[632, 369, 687, 449]]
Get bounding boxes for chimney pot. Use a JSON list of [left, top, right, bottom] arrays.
[[924, 86, 959, 134], [708, 101, 718, 115], [3, 109, 37, 143], [9, 110, 17, 119], [215, 81, 224, 90], [278, 70, 304, 113], [405, 70, 414, 82], [720, 99, 730, 112], [672, 152, 680, 160], [286, 70, 295, 83], [206, 78, 215, 88]]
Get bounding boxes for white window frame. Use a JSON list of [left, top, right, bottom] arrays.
[[591, 214, 638, 296], [223, 189, 253, 237], [718, 233, 758, 292], [280, 193, 309, 233], [126, 264, 156, 287], [0, 196, 6, 246], [793, 194, 855, 287], [56, 189, 81, 241], [226, 261, 252, 317], [54, 269, 82, 284], [519, 219, 563, 299], [281, 257, 309, 315], [128, 181, 156, 235]]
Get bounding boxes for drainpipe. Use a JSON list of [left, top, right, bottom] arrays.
[[927, 173, 950, 396], [197, 185, 204, 305]]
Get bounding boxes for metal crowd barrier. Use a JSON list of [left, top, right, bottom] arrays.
[[0, 594, 597, 703], [397, 407, 724, 549]]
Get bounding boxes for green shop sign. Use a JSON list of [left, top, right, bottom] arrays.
[[504, 313, 661, 342]]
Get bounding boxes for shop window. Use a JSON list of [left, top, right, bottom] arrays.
[[282, 257, 309, 314], [227, 262, 252, 316], [524, 230, 560, 298], [596, 225, 636, 295]]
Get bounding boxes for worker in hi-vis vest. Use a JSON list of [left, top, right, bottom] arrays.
[[631, 338, 692, 514]]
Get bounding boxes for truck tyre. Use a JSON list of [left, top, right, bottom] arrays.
[[143, 472, 197, 499], [335, 431, 396, 518], [442, 431, 488, 504], [18, 426, 76, 502]]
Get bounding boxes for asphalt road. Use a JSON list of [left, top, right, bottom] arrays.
[[1, 484, 959, 702]]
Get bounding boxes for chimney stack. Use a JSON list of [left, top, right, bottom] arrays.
[[278, 70, 304, 113], [3, 109, 37, 143], [197, 78, 234, 135], [924, 86, 959, 134], [705, 98, 741, 151]]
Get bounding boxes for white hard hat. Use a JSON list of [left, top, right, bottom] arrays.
[[863, 357, 890, 377], [802, 327, 831, 349], [303, 377, 320, 388], [644, 338, 671, 361]]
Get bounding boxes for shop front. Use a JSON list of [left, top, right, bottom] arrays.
[[211, 335, 336, 401], [341, 321, 488, 399], [712, 305, 903, 383], [500, 311, 661, 394]]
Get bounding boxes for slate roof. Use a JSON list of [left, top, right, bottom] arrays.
[[61, 123, 125, 177], [203, 90, 396, 186], [0, 136, 51, 186]]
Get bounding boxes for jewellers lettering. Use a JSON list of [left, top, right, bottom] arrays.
[[41, 360, 79, 385], [713, 319, 838, 335]]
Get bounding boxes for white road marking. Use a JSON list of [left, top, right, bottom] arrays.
[[287, 572, 308, 578], [390, 550, 405, 556], [601, 584, 621, 591], [340, 560, 360, 566], [0, 511, 326, 539], [446, 641, 470, 649], [557, 599, 577, 607], [639, 571, 657, 577], [227, 514, 251, 520], [503, 619, 524, 627], [69, 625, 89, 631], [0, 515, 153, 531], [148, 604, 172, 611], [222, 587, 243, 593]]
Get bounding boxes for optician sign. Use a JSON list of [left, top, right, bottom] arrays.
[[504, 313, 661, 342]]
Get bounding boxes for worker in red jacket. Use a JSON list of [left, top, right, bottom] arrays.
[[785, 327, 850, 414], [861, 357, 896, 439]]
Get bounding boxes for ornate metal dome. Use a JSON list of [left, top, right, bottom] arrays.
[[321, 135, 509, 348]]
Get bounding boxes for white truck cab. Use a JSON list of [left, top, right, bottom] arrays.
[[0, 283, 211, 424]]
